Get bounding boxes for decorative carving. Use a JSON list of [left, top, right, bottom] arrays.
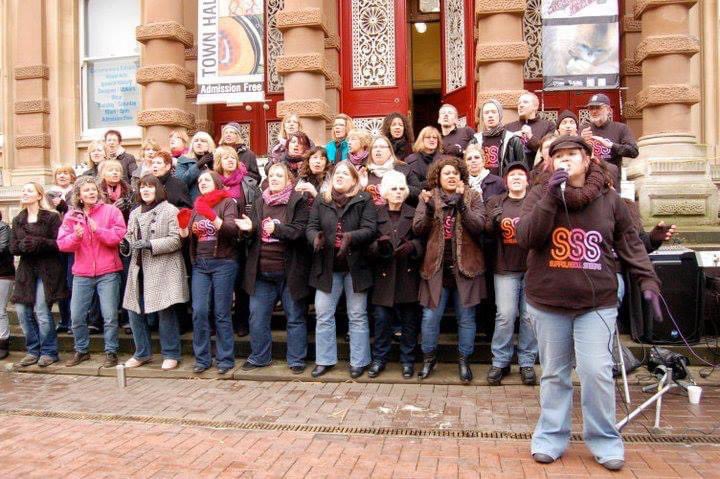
[[634, 0, 698, 19], [476, 42, 529, 63], [523, 0, 543, 79], [352, 0, 396, 88], [636, 85, 700, 110], [324, 34, 340, 50], [621, 59, 642, 76], [622, 16, 641, 33], [476, 90, 527, 112], [267, 0, 285, 93], [635, 34, 700, 63], [267, 121, 281, 151], [276, 8, 327, 34], [276, 54, 325, 74], [354, 117, 384, 137], [537, 110, 558, 124], [195, 120, 213, 134], [648, 159, 708, 175], [14, 99, 50, 115], [326, 71, 342, 90], [237, 123, 251, 149], [277, 99, 332, 122], [443, 0, 466, 93], [136, 108, 195, 129], [475, 0, 526, 16], [14, 65, 49, 80], [185, 45, 197, 61], [578, 108, 614, 125], [651, 198, 706, 216], [15, 134, 50, 149], [623, 101, 642, 119], [136, 22, 193, 48], [185, 86, 198, 99], [136, 64, 194, 88]]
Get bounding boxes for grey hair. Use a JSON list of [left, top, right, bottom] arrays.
[[71, 176, 105, 208], [379, 170, 409, 201]]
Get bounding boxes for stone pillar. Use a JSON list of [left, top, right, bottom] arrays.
[[276, 0, 333, 143], [323, 0, 340, 141], [632, 0, 718, 226], [620, 0, 643, 138], [182, 0, 211, 135], [10, 0, 52, 184], [136, 0, 195, 147], [474, 0, 528, 125]]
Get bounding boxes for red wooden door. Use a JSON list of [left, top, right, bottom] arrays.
[[439, 0, 476, 129], [339, 0, 410, 129], [211, 100, 278, 155]]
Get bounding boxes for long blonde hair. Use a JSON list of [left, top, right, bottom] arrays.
[[22, 182, 54, 212]]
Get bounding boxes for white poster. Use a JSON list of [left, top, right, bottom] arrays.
[[197, 0, 265, 104], [541, 0, 619, 90]]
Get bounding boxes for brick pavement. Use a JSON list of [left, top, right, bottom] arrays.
[[0, 372, 719, 478]]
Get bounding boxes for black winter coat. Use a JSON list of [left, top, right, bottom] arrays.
[[243, 191, 311, 301], [10, 210, 68, 305], [306, 192, 378, 293], [405, 151, 442, 189], [0, 221, 15, 278], [233, 145, 262, 184], [158, 171, 192, 209], [368, 203, 424, 307]]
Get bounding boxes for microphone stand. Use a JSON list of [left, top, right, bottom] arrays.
[[615, 365, 680, 431]]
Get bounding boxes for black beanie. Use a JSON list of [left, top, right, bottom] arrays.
[[556, 110, 579, 130]]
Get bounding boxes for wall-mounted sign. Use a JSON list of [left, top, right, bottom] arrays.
[[87, 58, 140, 128], [541, 0, 619, 90], [197, 0, 265, 104]]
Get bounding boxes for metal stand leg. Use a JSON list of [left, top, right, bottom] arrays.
[[616, 367, 676, 431], [616, 327, 631, 405]]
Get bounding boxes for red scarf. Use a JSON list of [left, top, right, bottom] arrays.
[[200, 189, 231, 208]]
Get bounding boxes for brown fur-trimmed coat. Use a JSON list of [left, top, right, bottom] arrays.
[[412, 188, 487, 309]]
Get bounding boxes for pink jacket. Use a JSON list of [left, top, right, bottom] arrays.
[[57, 203, 126, 277]]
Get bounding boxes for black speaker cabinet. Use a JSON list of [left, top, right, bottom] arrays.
[[628, 248, 704, 345]]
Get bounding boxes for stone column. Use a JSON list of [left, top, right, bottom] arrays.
[[474, 0, 528, 125], [276, 0, 332, 143], [136, 0, 195, 147], [620, 0, 643, 137], [323, 0, 341, 141], [632, 0, 718, 226], [182, 0, 211, 135], [10, 0, 52, 184]]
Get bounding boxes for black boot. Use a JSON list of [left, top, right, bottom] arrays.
[[0, 338, 8, 360], [417, 352, 436, 379], [458, 355, 473, 384]]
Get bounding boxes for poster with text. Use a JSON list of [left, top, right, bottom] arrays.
[[541, 0, 619, 90], [197, 0, 265, 104]]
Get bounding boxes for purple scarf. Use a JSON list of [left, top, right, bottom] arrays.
[[348, 150, 369, 168], [262, 183, 293, 206], [222, 165, 247, 199]]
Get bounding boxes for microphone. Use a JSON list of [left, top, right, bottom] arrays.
[[558, 165, 569, 193]]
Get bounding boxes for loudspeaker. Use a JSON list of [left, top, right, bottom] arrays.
[[629, 248, 704, 345]]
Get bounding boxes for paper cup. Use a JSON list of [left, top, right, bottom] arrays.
[[687, 385, 702, 404]]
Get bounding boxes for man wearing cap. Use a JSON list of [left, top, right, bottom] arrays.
[[580, 94, 638, 191], [438, 104, 476, 158], [506, 92, 557, 166], [516, 135, 662, 471], [484, 161, 537, 387]]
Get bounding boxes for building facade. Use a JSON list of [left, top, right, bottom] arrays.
[[0, 0, 718, 224]]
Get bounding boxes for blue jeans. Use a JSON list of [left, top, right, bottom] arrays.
[[71, 273, 121, 354], [191, 258, 238, 369], [248, 272, 307, 367], [528, 304, 623, 463], [491, 273, 537, 368], [372, 303, 419, 365], [128, 302, 181, 361], [16, 278, 57, 359], [421, 288, 476, 357], [314, 272, 370, 368]]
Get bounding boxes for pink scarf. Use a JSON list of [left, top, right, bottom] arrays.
[[348, 150, 368, 168], [262, 183, 293, 206], [222, 164, 248, 199]]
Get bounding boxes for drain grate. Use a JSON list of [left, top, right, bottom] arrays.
[[1, 408, 718, 445]]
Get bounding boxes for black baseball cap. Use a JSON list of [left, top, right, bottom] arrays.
[[504, 161, 529, 177], [548, 135, 592, 157], [586, 93, 611, 107]]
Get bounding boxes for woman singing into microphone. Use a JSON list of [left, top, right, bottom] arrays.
[[516, 136, 661, 471]]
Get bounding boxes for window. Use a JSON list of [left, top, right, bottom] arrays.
[[81, 0, 140, 138], [419, 0, 440, 13]]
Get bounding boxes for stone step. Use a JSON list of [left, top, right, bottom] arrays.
[[6, 324, 720, 366]]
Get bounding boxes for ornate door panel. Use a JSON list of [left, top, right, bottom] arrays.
[[440, 0, 475, 128], [339, 0, 410, 121]]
